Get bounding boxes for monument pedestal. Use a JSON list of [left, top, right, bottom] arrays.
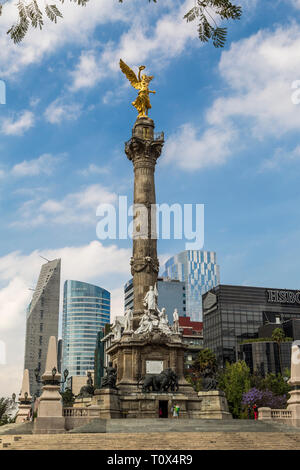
[[15, 404, 31, 424], [33, 385, 65, 434], [104, 328, 202, 418], [73, 397, 93, 408], [197, 391, 232, 419], [287, 390, 300, 426], [92, 389, 122, 419], [33, 336, 65, 434]]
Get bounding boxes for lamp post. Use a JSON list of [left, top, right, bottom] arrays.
[[35, 366, 69, 386]]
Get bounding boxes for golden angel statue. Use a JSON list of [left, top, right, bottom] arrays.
[[120, 59, 156, 119]]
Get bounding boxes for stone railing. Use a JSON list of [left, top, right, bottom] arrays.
[[258, 407, 293, 421], [63, 407, 89, 417], [271, 409, 292, 419]]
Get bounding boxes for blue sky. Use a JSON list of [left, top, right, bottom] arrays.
[[1, 0, 300, 394]]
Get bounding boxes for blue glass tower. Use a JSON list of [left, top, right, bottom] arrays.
[[62, 280, 110, 378], [161, 250, 220, 322]]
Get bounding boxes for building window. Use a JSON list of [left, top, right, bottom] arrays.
[[40, 323, 43, 332], [39, 336, 43, 345]]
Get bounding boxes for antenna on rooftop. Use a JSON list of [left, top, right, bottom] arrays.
[[39, 255, 51, 262]]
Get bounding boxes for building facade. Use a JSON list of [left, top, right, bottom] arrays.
[[179, 316, 203, 372], [161, 250, 220, 322], [203, 285, 300, 368], [124, 277, 186, 323], [62, 280, 110, 380], [24, 259, 61, 397], [240, 341, 292, 376]]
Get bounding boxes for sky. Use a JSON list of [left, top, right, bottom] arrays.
[[1, 0, 300, 396]]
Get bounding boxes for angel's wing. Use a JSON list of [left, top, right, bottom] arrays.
[[120, 59, 139, 89]]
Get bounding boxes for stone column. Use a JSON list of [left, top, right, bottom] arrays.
[[15, 369, 32, 424], [125, 117, 164, 329]]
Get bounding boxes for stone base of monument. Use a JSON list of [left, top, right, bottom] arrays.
[[15, 404, 32, 424], [33, 385, 65, 434], [197, 391, 232, 419], [73, 397, 93, 408], [33, 417, 65, 434], [287, 390, 300, 427], [92, 388, 122, 419], [119, 392, 202, 419]]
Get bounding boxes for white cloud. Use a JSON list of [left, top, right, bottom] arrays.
[[78, 163, 110, 177], [69, 0, 198, 90], [1, 110, 34, 136], [11, 153, 60, 177], [259, 145, 300, 172], [70, 49, 106, 91], [44, 98, 82, 124], [207, 24, 300, 137], [0, 0, 130, 78], [14, 183, 117, 227], [163, 123, 236, 170], [164, 23, 300, 171]]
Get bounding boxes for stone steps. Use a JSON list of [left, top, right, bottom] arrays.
[[2, 431, 300, 450], [70, 418, 300, 434]]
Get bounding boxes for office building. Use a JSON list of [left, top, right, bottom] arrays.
[[62, 280, 110, 380], [179, 316, 203, 371], [24, 258, 61, 397], [124, 277, 186, 323], [240, 340, 292, 376], [161, 250, 220, 321], [203, 285, 300, 368]]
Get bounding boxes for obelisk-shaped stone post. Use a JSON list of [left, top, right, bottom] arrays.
[[33, 336, 65, 434], [125, 117, 164, 329], [287, 342, 300, 426], [15, 369, 32, 423]]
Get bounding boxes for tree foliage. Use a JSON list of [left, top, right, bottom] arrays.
[[0, 397, 10, 425], [0, 0, 89, 43], [1, 0, 242, 46], [217, 361, 251, 418], [60, 387, 75, 407], [242, 388, 288, 410], [193, 348, 217, 374]]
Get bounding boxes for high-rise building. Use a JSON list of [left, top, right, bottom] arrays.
[[161, 250, 220, 322], [24, 258, 61, 397], [203, 284, 300, 367], [124, 277, 186, 323], [62, 280, 110, 379]]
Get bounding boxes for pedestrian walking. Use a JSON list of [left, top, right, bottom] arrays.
[[247, 404, 252, 419], [253, 403, 258, 420]]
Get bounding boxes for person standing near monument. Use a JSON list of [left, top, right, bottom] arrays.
[[172, 403, 180, 418], [253, 403, 258, 420]]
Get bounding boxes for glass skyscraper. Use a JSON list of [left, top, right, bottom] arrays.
[[161, 250, 220, 322], [62, 280, 110, 378]]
